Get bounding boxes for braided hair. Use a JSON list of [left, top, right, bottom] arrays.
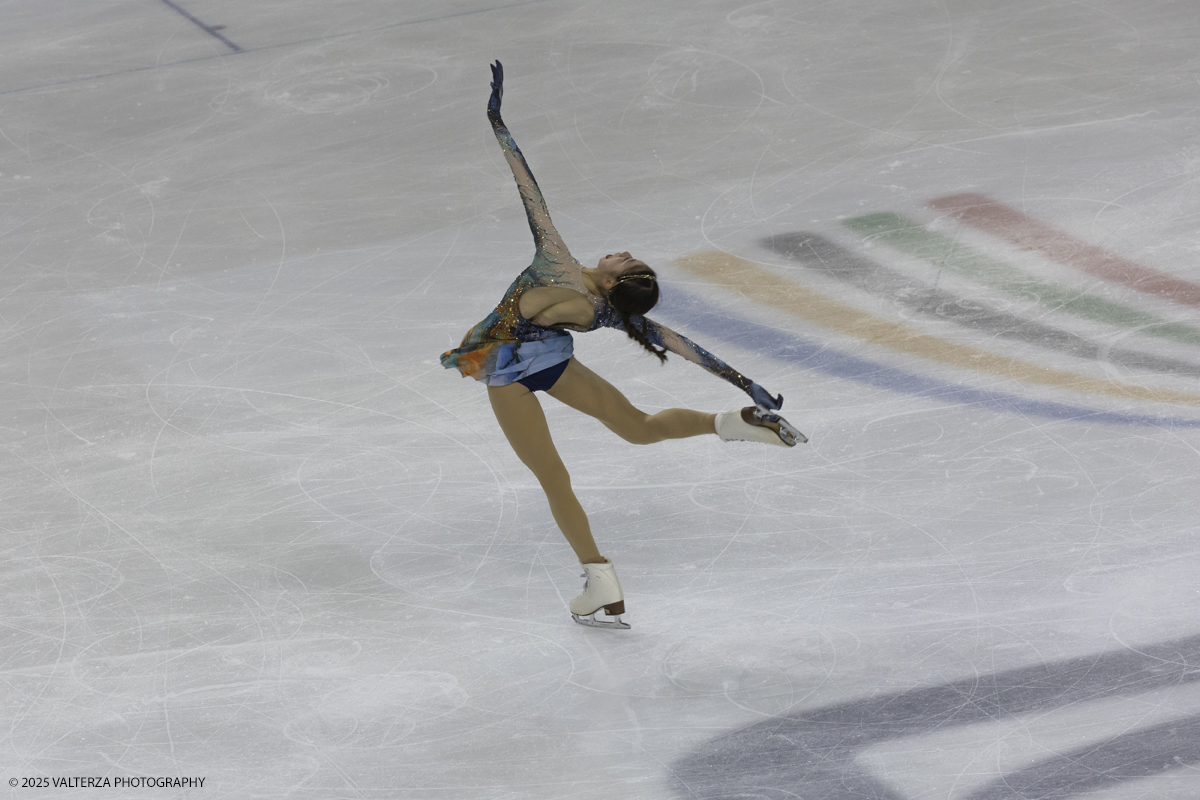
[[607, 266, 667, 363]]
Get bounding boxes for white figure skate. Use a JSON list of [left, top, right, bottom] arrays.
[[716, 405, 807, 447], [570, 560, 630, 630]]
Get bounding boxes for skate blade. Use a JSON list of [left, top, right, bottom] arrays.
[[777, 420, 808, 446], [753, 406, 808, 446], [572, 612, 631, 630]]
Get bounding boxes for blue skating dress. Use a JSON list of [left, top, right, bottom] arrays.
[[440, 104, 756, 396]]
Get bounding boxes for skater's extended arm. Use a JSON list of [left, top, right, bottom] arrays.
[[615, 313, 784, 408], [487, 61, 570, 262]]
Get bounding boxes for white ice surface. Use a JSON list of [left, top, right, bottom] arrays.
[[3, 1, 1200, 797]]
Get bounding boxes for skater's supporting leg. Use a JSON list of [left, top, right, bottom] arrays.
[[487, 381, 604, 564], [547, 359, 716, 444]]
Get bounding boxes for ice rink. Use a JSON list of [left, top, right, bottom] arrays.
[[4, 1, 1200, 797]]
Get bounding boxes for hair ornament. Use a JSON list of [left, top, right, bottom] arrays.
[[614, 272, 656, 286]]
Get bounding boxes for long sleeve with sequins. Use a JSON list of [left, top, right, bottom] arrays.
[[488, 109, 572, 265], [593, 306, 755, 395]]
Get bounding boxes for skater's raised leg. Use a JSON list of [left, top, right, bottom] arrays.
[[550, 359, 804, 447], [547, 359, 716, 443]]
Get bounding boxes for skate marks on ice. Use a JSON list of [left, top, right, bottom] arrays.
[[59, 636, 467, 780], [247, 46, 434, 116], [671, 632, 1200, 800], [196, 37, 435, 117]]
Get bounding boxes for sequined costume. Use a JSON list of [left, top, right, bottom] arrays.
[[439, 105, 755, 397]]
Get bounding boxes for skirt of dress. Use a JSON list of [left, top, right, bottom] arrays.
[[440, 331, 574, 387]]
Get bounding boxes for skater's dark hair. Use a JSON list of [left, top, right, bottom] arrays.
[[608, 266, 667, 363]]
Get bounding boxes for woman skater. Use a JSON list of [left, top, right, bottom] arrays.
[[441, 62, 805, 629]]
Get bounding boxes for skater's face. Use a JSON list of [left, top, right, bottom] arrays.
[[596, 252, 648, 295]]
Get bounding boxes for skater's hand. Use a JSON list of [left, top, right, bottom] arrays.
[[749, 382, 782, 410], [488, 60, 504, 115]]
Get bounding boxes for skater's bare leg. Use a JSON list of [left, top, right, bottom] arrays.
[[487, 381, 604, 564], [547, 359, 716, 444]]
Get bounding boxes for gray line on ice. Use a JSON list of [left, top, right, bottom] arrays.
[[673, 632, 1200, 799], [0, 0, 554, 97], [158, 0, 243, 52]]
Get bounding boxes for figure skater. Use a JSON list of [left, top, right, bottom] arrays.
[[441, 62, 805, 629]]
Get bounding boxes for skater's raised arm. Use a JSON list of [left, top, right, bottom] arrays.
[[487, 61, 571, 263]]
